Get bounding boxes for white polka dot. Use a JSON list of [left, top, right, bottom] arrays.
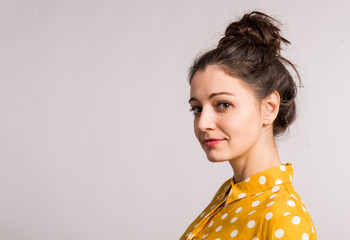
[[194, 223, 198, 228], [200, 212, 206, 218], [210, 204, 216, 210], [275, 229, 284, 238], [245, 177, 250, 182], [302, 205, 307, 212], [238, 193, 246, 199], [215, 239, 221, 240], [255, 192, 262, 196], [280, 165, 286, 171], [259, 176, 266, 184], [269, 194, 277, 199], [202, 233, 209, 239], [221, 213, 228, 220], [208, 221, 214, 227], [231, 217, 238, 223], [224, 204, 229, 208], [301, 199, 304, 204], [248, 210, 256, 215], [311, 224, 314, 233], [275, 179, 283, 185], [290, 175, 293, 182], [247, 220, 255, 228], [266, 201, 275, 207], [224, 185, 230, 191], [302, 233, 309, 240], [287, 200, 296, 207], [216, 225, 222, 232], [230, 229, 238, 237], [235, 207, 242, 213], [265, 212, 273, 220], [252, 200, 260, 207], [186, 232, 192, 237], [252, 238, 258, 240], [272, 186, 280, 192], [292, 216, 301, 225], [290, 194, 297, 199], [283, 212, 291, 216]]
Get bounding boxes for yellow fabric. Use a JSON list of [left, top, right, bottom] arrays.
[[180, 162, 317, 240]]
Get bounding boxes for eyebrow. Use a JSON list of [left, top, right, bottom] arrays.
[[188, 92, 235, 103]]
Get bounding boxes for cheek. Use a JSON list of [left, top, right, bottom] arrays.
[[224, 109, 261, 141]]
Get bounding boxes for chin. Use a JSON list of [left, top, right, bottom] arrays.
[[206, 154, 228, 163]]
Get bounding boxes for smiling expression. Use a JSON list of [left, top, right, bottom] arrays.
[[189, 65, 265, 162]]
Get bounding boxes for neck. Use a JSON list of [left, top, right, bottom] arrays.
[[229, 132, 281, 184]]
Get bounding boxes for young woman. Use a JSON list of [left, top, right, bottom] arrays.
[[180, 11, 317, 240]]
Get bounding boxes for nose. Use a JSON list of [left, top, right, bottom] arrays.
[[197, 107, 216, 131]]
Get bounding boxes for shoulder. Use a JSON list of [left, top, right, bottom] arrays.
[[259, 183, 317, 239], [264, 212, 317, 239]]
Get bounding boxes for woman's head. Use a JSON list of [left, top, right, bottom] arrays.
[[188, 11, 300, 138], [188, 11, 301, 162], [190, 64, 282, 162]]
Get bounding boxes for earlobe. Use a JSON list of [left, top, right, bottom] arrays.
[[262, 91, 280, 126]]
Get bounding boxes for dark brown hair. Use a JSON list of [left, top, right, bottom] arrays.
[[188, 11, 302, 137]]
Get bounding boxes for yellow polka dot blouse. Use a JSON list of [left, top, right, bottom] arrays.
[[180, 162, 317, 240]]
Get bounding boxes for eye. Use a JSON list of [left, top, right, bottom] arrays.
[[189, 106, 202, 116], [217, 101, 232, 110]]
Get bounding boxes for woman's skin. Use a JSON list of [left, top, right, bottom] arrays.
[[188, 65, 282, 183]]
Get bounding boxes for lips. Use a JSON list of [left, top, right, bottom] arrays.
[[203, 138, 225, 147], [203, 138, 223, 143]]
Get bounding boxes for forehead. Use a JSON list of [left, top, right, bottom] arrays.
[[190, 65, 252, 98]]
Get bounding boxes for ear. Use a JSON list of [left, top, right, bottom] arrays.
[[261, 90, 280, 126]]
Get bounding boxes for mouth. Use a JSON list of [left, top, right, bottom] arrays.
[[203, 139, 225, 147]]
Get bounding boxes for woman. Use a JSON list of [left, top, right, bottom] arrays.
[[180, 11, 317, 240]]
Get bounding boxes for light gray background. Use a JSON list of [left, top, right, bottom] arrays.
[[0, 0, 349, 239]]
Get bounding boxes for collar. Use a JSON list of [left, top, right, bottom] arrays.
[[225, 162, 294, 205]]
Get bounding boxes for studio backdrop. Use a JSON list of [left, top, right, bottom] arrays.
[[0, 0, 349, 239]]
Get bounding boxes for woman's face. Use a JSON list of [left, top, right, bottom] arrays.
[[189, 65, 264, 163]]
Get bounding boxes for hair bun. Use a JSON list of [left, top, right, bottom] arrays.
[[218, 11, 290, 55]]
